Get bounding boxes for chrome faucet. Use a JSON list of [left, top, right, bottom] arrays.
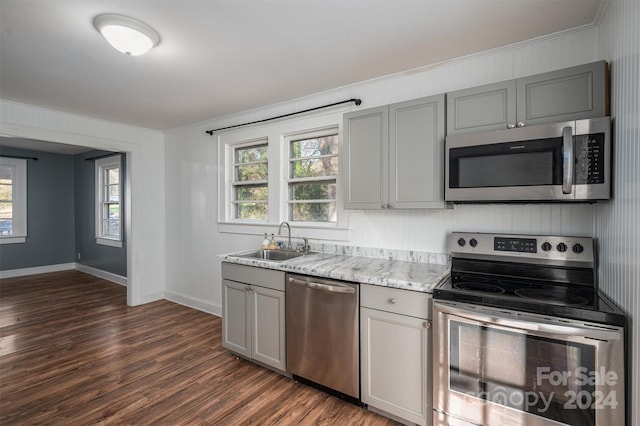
[[297, 237, 310, 254], [277, 221, 292, 250]]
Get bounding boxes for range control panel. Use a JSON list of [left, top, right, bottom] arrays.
[[494, 237, 537, 253], [450, 232, 595, 266]]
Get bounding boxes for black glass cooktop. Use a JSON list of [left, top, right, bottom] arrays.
[[435, 271, 626, 326]]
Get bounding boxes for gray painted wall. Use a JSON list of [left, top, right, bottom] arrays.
[[74, 150, 127, 277], [0, 147, 76, 269], [0, 147, 127, 277]]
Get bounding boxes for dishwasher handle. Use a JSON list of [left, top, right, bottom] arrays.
[[288, 277, 355, 294]]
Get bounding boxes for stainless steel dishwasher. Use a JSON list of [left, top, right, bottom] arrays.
[[285, 273, 360, 402]]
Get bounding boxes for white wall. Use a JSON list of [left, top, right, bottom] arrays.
[[596, 0, 640, 424], [164, 25, 602, 316], [0, 99, 166, 306]]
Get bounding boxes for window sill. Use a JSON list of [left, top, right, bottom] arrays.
[[218, 222, 350, 242], [96, 238, 123, 248], [0, 236, 26, 245]]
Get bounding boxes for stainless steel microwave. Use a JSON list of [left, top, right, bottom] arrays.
[[445, 117, 611, 202]]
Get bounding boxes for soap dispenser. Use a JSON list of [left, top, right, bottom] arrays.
[[261, 233, 270, 249]]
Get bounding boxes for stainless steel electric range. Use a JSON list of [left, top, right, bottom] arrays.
[[433, 232, 626, 426]]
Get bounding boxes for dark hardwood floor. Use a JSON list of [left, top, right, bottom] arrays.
[[0, 270, 398, 425]]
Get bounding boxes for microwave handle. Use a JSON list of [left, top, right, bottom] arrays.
[[562, 126, 574, 194]]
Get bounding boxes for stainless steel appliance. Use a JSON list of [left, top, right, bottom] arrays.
[[285, 274, 360, 402], [445, 117, 611, 202], [433, 232, 626, 426]]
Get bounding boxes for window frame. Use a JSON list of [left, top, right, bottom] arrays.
[[285, 127, 339, 225], [218, 110, 350, 241], [230, 139, 269, 222], [95, 155, 123, 247], [0, 157, 27, 244]]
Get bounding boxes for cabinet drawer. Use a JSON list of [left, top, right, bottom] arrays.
[[361, 284, 431, 319], [222, 262, 285, 291]]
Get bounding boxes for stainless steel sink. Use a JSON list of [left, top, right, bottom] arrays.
[[238, 249, 306, 262]]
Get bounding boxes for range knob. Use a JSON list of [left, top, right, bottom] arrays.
[[573, 243, 584, 254], [469, 238, 478, 248], [457, 238, 466, 247], [541, 242, 552, 252], [556, 242, 568, 253]]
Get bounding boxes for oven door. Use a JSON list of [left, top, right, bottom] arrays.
[[433, 301, 625, 426]]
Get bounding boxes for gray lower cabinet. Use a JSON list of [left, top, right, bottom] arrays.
[[343, 94, 446, 210], [360, 284, 432, 426], [447, 60, 607, 135], [221, 262, 286, 372]]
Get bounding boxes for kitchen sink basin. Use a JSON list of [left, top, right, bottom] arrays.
[[238, 249, 306, 262]]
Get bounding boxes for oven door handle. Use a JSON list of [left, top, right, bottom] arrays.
[[521, 321, 622, 341], [439, 303, 622, 342]]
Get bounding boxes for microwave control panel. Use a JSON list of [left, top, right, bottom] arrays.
[[575, 133, 604, 184]]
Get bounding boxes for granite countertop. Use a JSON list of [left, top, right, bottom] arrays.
[[223, 250, 450, 293]]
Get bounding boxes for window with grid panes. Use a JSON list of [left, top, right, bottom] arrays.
[[95, 155, 122, 245], [0, 157, 27, 242], [232, 142, 268, 220], [287, 131, 338, 222]]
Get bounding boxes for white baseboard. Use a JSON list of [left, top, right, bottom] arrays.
[[0, 262, 75, 279], [164, 290, 222, 317], [142, 292, 165, 304], [74, 263, 127, 286], [1, 264, 221, 317]]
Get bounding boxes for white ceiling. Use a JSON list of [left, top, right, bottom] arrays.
[[0, 0, 602, 132]]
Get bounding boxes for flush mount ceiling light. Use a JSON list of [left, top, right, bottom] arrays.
[[93, 14, 160, 56]]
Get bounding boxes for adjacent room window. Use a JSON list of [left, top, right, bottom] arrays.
[[0, 157, 27, 244], [232, 141, 268, 221], [95, 155, 122, 247], [287, 130, 338, 223]]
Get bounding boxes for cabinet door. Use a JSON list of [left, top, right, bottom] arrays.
[[251, 286, 286, 371], [361, 307, 431, 426], [343, 106, 389, 209], [446, 80, 517, 135], [222, 279, 251, 357], [389, 95, 445, 208], [517, 60, 607, 126]]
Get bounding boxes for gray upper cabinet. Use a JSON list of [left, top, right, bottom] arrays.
[[343, 106, 388, 209], [447, 80, 517, 135], [447, 61, 607, 135], [343, 94, 446, 210], [517, 61, 607, 125]]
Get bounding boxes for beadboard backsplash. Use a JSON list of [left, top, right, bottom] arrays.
[[595, 0, 640, 424]]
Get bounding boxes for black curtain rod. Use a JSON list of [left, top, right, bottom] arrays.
[[84, 152, 123, 162], [0, 154, 38, 161], [205, 98, 362, 135]]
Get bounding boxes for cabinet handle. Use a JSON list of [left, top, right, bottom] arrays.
[[423, 321, 431, 329], [517, 121, 525, 127], [381, 203, 386, 208], [245, 287, 253, 292], [387, 204, 393, 208], [507, 122, 516, 129], [388, 298, 396, 304]]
